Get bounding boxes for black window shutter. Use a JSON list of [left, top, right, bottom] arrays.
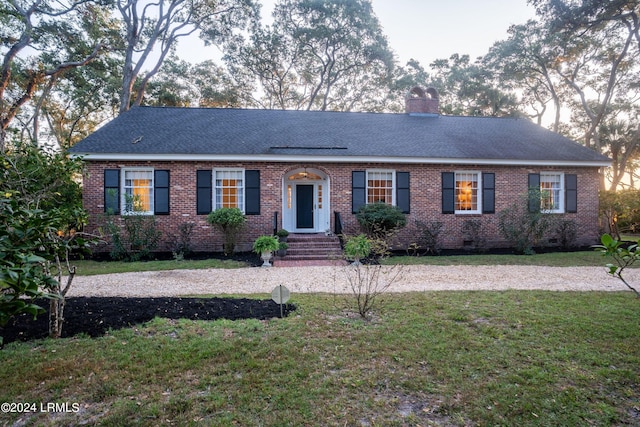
[[352, 171, 366, 214], [442, 172, 455, 214], [396, 172, 410, 214], [565, 174, 577, 213], [104, 169, 120, 214], [196, 170, 212, 215], [528, 173, 541, 213], [245, 170, 260, 215], [482, 173, 495, 214], [154, 170, 170, 215]]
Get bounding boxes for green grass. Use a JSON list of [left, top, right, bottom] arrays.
[[68, 250, 613, 276], [386, 250, 610, 267], [1, 292, 638, 426], [68, 258, 250, 276]]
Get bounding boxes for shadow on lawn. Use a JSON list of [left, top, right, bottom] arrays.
[[1, 297, 296, 345]]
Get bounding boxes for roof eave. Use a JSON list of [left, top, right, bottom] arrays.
[[69, 152, 611, 168]]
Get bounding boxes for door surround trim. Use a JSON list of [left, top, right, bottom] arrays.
[[282, 167, 330, 233]]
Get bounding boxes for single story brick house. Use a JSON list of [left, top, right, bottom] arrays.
[[69, 87, 610, 253]]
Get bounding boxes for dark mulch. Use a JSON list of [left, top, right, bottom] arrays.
[[1, 297, 296, 346]]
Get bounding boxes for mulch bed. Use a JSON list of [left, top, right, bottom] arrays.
[[1, 297, 296, 346]]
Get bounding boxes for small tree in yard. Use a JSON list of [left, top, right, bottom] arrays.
[[207, 208, 246, 255], [338, 234, 403, 319], [1, 143, 96, 342], [340, 263, 403, 320], [594, 234, 640, 298], [43, 211, 93, 338]]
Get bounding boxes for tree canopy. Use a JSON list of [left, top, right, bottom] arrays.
[[1, 0, 638, 189], [0, 0, 107, 152], [225, 0, 395, 111]]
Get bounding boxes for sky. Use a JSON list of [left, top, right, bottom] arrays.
[[177, 0, 538, 69], [369, 0, 536, 66]]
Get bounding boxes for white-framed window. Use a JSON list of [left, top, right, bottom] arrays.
[[366, 170, 395, 205], [122, 168, 154, 214], [455, 171, 481, 214], [214, 169, 245, 211], [540, 172, 564, 213]]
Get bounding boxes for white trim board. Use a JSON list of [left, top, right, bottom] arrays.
[[70, 152, 611, 168]]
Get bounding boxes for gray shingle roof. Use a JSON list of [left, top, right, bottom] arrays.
[[69, 106, 610, 166]]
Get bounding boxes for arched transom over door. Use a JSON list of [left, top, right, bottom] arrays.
[[282, 168, 330, 233]]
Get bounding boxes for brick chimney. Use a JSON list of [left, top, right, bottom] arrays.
[[405, 86, 439, 115]]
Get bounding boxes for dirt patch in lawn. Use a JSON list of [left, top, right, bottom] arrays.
[[1, 297, 296, 345]]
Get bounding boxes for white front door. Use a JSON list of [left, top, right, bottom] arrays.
[[283, 168, 329, 233]]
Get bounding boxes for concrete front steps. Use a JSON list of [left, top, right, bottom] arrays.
[[275, 233, 345, 266]]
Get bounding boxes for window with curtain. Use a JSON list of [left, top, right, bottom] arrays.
[[123, 169, 153, 214], [455, 172, 480, 213], [215, 169, 244, 211], [367, 170, 394, 204], [540, 173, 563, 212]]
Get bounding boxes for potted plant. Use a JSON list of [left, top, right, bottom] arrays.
[[253, 235, 280, 267], [277, 241, 288, 257], [276, 229, 289, 242]]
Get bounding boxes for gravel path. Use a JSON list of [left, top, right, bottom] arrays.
[[66, 265, 639, 297]]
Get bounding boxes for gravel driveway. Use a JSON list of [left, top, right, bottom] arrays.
[[67, 265, 639, 297]]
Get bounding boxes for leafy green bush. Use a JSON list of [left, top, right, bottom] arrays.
[[168, 222, 195, 260], [356, 202, 407, 237], [413, 220, 444, 255], [344, 234, 371, 263], [106, 215, 162, 261], [498, 189, 551, 254], [207, 208, 246, 255], [1, 143, 94, 341], [0, 199, 57, 328], [553, 218, 578, 250], [461, 219, 487, 252]]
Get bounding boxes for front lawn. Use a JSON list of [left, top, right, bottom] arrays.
[[68, 257, 251, 276], [1, 292, 638, 426], [68, 250, 613, 276], [383, 250, 608, 267]]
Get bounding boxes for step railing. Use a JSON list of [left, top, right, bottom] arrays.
[[273, 211, 279, 236], [334, 211, 344, 247]]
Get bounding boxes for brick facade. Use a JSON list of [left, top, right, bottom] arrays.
[[83, 160, 602, 254]]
